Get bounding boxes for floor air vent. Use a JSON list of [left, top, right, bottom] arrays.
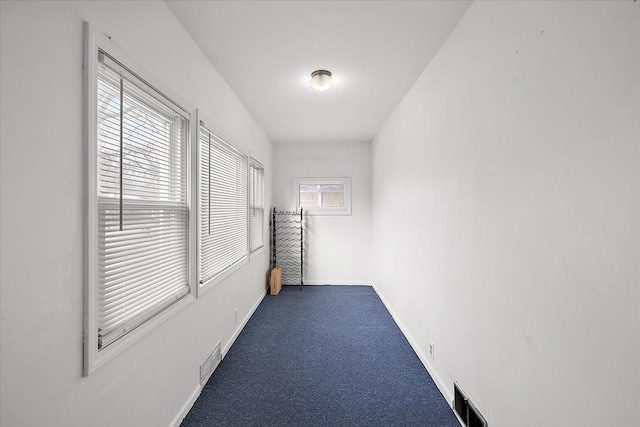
[[200, 341, 222, 386], [454, 383, 488, 427]]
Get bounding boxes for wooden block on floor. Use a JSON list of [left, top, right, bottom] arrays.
[[270, 266, 282, 295]]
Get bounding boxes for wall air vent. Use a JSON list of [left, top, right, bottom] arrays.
[[200, 341, 222, 386], [454, 383, 488, 427]]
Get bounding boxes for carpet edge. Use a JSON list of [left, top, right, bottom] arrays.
[[302, 280, 374, 286]]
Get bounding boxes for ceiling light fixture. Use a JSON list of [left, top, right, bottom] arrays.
[[309, 70, 332, 91]]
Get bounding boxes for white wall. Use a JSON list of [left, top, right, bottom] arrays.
[[371, 1, 639, 427], [273, 142, 372, 284], [0, 1, 272, 427]]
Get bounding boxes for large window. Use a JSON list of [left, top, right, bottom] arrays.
[[249, 160, 265, 252], [293, 177, 352, 215], [84, 24, 267, 374], [198, 121, 248, 288], [85, 25, 194, 374]]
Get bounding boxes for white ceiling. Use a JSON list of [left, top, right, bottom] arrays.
[[165, 0, 472, 144]]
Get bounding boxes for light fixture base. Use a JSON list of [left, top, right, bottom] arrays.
[[310, 69, 333, 91]]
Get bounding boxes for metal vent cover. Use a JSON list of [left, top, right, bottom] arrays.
[[454, 383, 488, 427]]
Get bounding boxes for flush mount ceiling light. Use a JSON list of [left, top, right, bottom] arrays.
[[309, 70, 332, 91]]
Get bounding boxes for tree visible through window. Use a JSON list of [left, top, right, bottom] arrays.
[[94, 53, 190, 351]]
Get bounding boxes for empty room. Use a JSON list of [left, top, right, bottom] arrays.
[[1, 1, 638, 426]]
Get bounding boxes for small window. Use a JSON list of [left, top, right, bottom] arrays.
[[293, 178, 351, 215]]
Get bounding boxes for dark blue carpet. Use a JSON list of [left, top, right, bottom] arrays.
[[180, 285, 459, 426]]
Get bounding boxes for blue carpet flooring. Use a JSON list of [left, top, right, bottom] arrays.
[[180, 285, 460, 426]]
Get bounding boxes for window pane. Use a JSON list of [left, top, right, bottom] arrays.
[[199, 126, 248, 284], [299, 184, 344, 207], [321, 191, 344, 207], [96, 60, 189, 350]]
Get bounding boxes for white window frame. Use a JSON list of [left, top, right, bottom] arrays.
[[83, 23, 197, 375], [249, 159, 265, 255], [293, 177, 352, 215], [196, 113, 250, 295]]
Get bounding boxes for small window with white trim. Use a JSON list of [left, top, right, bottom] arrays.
[[293, 177, 352, 215]]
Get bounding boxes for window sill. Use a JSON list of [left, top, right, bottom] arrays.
[[85, 292, 195, 375], [250, 244, 266, 260], [198, 255, 249, 297]]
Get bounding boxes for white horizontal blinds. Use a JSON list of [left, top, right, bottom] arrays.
[[96, 55, 189, 350], [249, 160, 264, 251], [199, 123, 248, 284]]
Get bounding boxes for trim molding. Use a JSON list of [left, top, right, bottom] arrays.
[[371, 283, 462, 426], [301, 280, 373, 286], [169, 384, 201, 427], [223, 289, 266, 357]]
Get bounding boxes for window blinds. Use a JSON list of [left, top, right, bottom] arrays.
[[199, 123, 249, 284], [96, 54, 189, 350], [249, 160, 265, 252]]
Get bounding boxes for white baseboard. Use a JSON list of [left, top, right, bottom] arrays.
[[300, 280, 373, 286], [169, 384, 201, 427], [222, 288, 266, 357], [170, 288, 266, 427], [371, 283, 462, 426]]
